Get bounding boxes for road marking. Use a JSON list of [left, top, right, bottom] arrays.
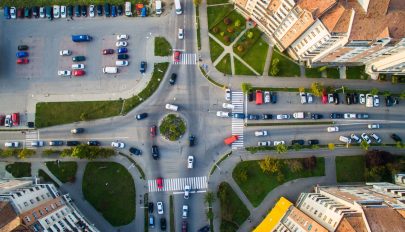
[[231, 91, 245, 150], [147, 176, 207, 193], [173, 53, 197, 65]]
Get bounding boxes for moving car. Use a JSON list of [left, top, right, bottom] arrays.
[[152, 145, 159, 159], [156, 177, 163, 188], [178, 28, 184, 39], [157, 202, 164, 214], [225, 88, 231, 101], [150, 125, 157, 137], [5, 142, 19, 148], [222, 103, 235, 110], [160, 218, 167, 231], [174, 51, 181, 62], [258, 141, 271, 146], [224, 135, 238, 145], [361, 133, 371, 144], [129, 147, 142, 156], [182, 205, 188, 219], [189, 135, 195, 147], [254, 130, 268, 137], [140, 61, 147, 73], [136, 113, 148, 120], [71, 128, 84, 134], [148, 202, 154, 213], [103, 49, 114, 55], [58, 70, 71, 76], [184, 185, 191, 199], [169, 73, 177, 85], [368, 124, 380, 129], [111, 141, 125, 148], [187, 156, 194, 169], [327, 126, 339, 132]]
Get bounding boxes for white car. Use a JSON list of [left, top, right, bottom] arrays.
[[222, 103, 235, 110], [5, 115, 12, 127], [350, 134, 361, 143], [187, 156, 194, 169], [59, 50, 72, 56], [5, 142, 19, 148], [328, 94, 334, 103], [307, 93, 313, 103], [254, 130, 268, 137], [39, 7, 45, 18], [359, 94, 366, 104], [157, 202, 164, 215], [225, 88, 231, 101], [300, 92, 307, 104], [373, 95, 380, 107], [343, 113, 356, 119], [72, 64, 85, 70], [116, 41, 128, 47], [61, 6, 66, 18], [53, 5, 60, 18], [370, 133, 381, 143], [366, 94, 374, 107], [276, 114, 290, 120], [31, 141, 45, 147], [116, 60, 129, 66], [368, 124, 380, 129], [182, 205, 188, 219], [111, 141, 125, 148], [117, 34, 129, 40], [178, 28, 184, 39], [273, 141, 285, 146], [184, 185, 191, 199], [89, 5, 95, 17], [216, 111, 230, 118], [264, 91, 270, 103], [361, 133, 371, 144], [327, 126, 339, 132], [10, 7, 16, 19], [258, 141, 271, 146], [58, 70, 71, 76]]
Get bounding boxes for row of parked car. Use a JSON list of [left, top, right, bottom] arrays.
[[257, 139, 319, 147], [0, 113, 20, 127]]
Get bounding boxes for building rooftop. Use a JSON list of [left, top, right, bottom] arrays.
[[289, 207, 328, 232], [320, 2, 347, 32], [0, 201, 19, 230], [253, 197, 292, 232], [296, 0, 337, 18], [363, 206, 405, 232]]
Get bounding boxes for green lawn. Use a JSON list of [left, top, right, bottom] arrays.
[[326, 67, 340, 79], [240, 38, 269, 74], [218, 182, 250, 231], [269, 50, 300, 77], [215, 54, 232, 75], [233, 158, 325, 207], [82, 162, 135, 226], [305, 67, 323, 78], [209, 38, 224, 63], [5, 162, 31, 178], [233, 27, 262, 57], [207, 4, 234, 29], [154, 37, 172, 56], [210, 10, 246, 45], [336, 156, 365, 182], [207, 0, 231, 5], [234, 58, 256, 76], [346, 66, 369, 80], [46, 161, 77, 183], [38, 169, 60, 188]]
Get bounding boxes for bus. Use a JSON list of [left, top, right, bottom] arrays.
[[175, 0, 182, 15], [256, 90, 263, 105]]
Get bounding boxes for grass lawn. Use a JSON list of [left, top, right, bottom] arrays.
[[234, 58, 256, 76], [346, 66, 369, 80], [38, 169, 60, 188], [207, 4, 234, 29], [218, 182, 250, 231], [305, 67, 323, 78], [269, 50, 300, 77], [46, 161, 77, 183], [240, 38, 269, 74], [207, 0, 231, 5], [233, 27, 262, 57], [209, 38, 224, 63], [5, 162, 31, 178], [233, 157, 325, 207], [154, 37, 172, 56], [82, 162, 135, 226], [215, 54, 232, 75], [210, 10, 246, 46], [36, 100, 123, 128], [326, 67, 340, 79], [336, 156, 365, 182]]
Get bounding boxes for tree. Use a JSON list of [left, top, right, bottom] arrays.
[[60, 148, 73, 157], [80, 112, 88, 121], [277, 173, 285, 183], [235, 168, 248, 182], [328, 143, 335, 151], [241, 82, 252, 94], [382, 90, 391, 97], [258, 156, 281, 174], [284, 159, 303, 173], [303, 156, 317, 170], [204, 191, 216, 205], [276, 143, 288, 154], [237, 45, 244, 52], [193, 0, 202, 5], [227, 26, 234, 33], [391, 75, 398, 84], [360, 140, 370, 151], [223, 35, 230, 43], [247, 31, 254, 39], [234, 19, 241, 27], [206, 209, 214, 220], [18, 149, 36, 159], [311, 82, 324, 97], [212, 27, 219, 34], [270, 58, 279, 76], [223, 17, 232, 25], [369, 88, 379, 95], [298, 87, 305, 93], [0, 149, 15, 158], [292, 143, 302, 151]]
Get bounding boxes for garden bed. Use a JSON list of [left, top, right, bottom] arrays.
[[210, 10, 246, 46], [159, 114, 186, 141]]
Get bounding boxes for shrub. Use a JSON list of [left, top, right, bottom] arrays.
[[234, 19, 241, 27], [223, 17, 232, 25], [212, 27, 219, 34], [247, 31, 254, 39], [227, 26, 234, 33], [237, 45, 244, 52], [224, 36, 230, 43], [392, 76, 398, 84], [220, 31, 225, 37]]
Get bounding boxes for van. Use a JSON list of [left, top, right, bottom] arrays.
[[102, 66, 118, 74], [155, 1, 162, 15], [165, 104, 178, 111], [12, 113, 20, 126], [339, 136, 351, 144]]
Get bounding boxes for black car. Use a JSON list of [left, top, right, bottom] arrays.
[[333, 93, 340, 104], [311, 114, 323, 119], [198, 225, 210, 232], [345, 94, 352, 105], [87, 140, 100, 146], [81, 5, 87, 16], [152, 145, 159, 160], [104, 3, 110, 17], [160, 218, 167, 231], [129, 147, 142, 156], [391, 133, 402, 142], [330, 113, 343, 119], [26, 122, 35, 128], [67, 5, 73, 17], [385, 96, 393, 107], [66, 141, 80, 146], [353, 93, 359, 104], [140, 61, 147, 73], [148, 202, 154, 213], [270, 92, 277, 104], [356, 113, 369, 119], [189, 135, 195, 147], [262, 114, 272, 120], [49, 140, 64, 146], [118, 54, 129, 60], [117, 5, 123, 15], [169, 73, 177, 85], [136, 113, 148, 120], [18, 45, 29, 51], [248, 92, 254, 102], [74, 5, 81, 17], [32, 6, 39, 17], [308, 139, 319, 145], [97, 5, 103, 16], [247, 114, 260, 120], [291, 140, 305, 145]]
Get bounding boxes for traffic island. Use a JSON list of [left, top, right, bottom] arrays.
[[159, 114, 186, 141]]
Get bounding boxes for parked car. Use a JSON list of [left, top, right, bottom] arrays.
[[129, 147, 142, 156], [104, 3, 110, 17], [81, 5, 87, 16], [262, 114, 272, 120], [117, 47, 128, 54], [157, 202, 164, 214], [67, 5, 73, 17], [4, 115, 12, 127], [344, 113, 356, 119], [149, 215, 155, 228], [89, 5, 95, 17], [60, 50, 72, 56], [74, 5, 81, 17], [118, 54, 129, 60], [373, 95, 380, 107], [247, 114, 260, 120], [350, 134, 361, 143], [111, 5, 117, 17], [10, 7, 16, 19], [356, 113, 369, 119], [345, 94, 352, 105], [300, 92, 307, 104], [17, 58, 29, 64], [18, 45, 29, 51], [73, 70, 85, 76], [72, 56, 85, 62], [97, 5, 103, 16], [307, 93, 313, 103], [368, 124, 380, 129], [116, 60, 128, 66], [369, 133, 381, 143], [391, 133, 402, 142], [330, 113, 343, 119], [152, 145, 159, 160], [49, 141, 63, 146], [258, 141, 271, 146], [148, 202, 154, 213], [72, 64, 85, 69], [66, 141, 80, 146], [385, 96, 394, 107], [136, 113, 148, 120], [366, 94, 374, 107], [307, 139, 319, 145], [264, 91, 270, 103], [311, 114, 322, 119], [116, 41, 128, 47], [361, 133, 371, 144], [111, 141, 125, 148], [359, 93, 366, 104], [182, 221, 188, 232], [58, 70, 71, 76], [291, 140, 304, 145], [87, 140, 100, 146], [31, 141, 44, 147], [103, 49, 114, 55], [198, 226, 210, 232], [327, 126, 339, 132], [273, 141, 285, 146], [270, 92, 277, 104], [24, 7, 31, 18], [328, 94, 334, 103], [231, 113, 245, 119], [276, 114, 290, 120], [117, 5, 123, 15], [5, 142, 19, 148], [61, 5, 66, 18], [16, 51, 29, 58], [160, 218, 167, 231], [333, 93, 340, 104]]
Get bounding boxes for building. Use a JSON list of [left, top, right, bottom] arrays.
[[0, 178, 99, 232], [233, 0, 405, 76], [255, 183, 405, 231]]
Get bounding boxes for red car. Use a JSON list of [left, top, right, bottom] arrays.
[[0, 115, 5, 126], [103, 49, 114, 55], [156, 178, 163, 189], [322, 90, 328, 104], [174, 51, 181, 62], [16, 58, 29, 64], [73, 70, 85, 76], [150, 125, 157, 137]]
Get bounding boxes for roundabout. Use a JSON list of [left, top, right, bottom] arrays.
[[159, 114, 186, 141]]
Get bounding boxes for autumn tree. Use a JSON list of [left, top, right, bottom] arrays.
[[259, 156, 281, 174]]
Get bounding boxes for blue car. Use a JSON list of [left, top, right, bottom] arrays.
[[231, 113, 245, 119], [16, 51, 29, 58], [111, 5, 117, 17], [4, 6, 10, 19], [117, 47, 128, 54]]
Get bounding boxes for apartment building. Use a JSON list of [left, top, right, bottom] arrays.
[[233, 0, 405, 75], [0, 178, 99, 232]]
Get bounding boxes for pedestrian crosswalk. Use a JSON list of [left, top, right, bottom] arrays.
[[231, 91, 244, 150], [25, 131, 39, 148], [173, 53, 197, 65], [148, 176, 207, 193]]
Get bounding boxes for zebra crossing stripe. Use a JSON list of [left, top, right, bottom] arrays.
[[231, 91, 244, 150], [148, 176, 208, 193], [173, 53, 197, 65]]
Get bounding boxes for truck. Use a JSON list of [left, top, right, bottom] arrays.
[[125, 2, 132, 16], [175, 0, 182, 15], [224, 135, 238, 145], [293, 112, 305, 119], [72, 35, 92, 42]]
